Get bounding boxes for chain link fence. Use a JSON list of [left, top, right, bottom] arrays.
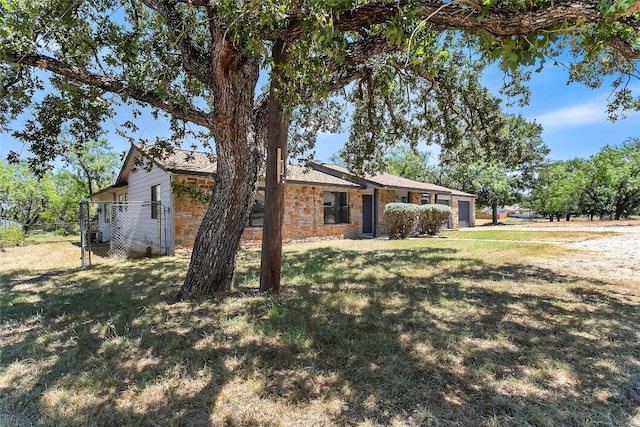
[[80, 200, 168, 268], [1, 198, 83, 234]]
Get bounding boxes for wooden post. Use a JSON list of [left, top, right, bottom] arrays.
[[259, 39, 289, 293]]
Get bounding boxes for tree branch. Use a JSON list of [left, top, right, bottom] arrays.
[[609, 36, 640, 60], [282, 0, 639, 42], [283, 2, 402, 41], [323, 34, 399, 94], [8, 53, 212, 128], [141, 0, 212, 84], [414, 0, 611, 36], [175, 0, 209, 5]]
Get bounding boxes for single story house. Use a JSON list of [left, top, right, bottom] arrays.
[[92, 145, 475, 255]]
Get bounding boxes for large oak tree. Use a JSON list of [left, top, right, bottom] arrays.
[[1, 0, 639, 299]]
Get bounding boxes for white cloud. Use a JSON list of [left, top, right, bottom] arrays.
[[534, 101, 608, 130], [533, 83, 640, 131]]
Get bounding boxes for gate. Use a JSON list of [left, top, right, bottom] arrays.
[[80, 200, 168, 268]]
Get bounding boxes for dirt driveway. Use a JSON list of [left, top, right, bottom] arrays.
[[497, 220, 640, 286]]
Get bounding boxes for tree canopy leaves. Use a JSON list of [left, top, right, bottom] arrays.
[[532, 139, 640, 220], [2, 0, 639, 171]]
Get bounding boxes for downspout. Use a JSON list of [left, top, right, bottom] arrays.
[[373, 188, 379, 238], [167, 173, 174, 256]]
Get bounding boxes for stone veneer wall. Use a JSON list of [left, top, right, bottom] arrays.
[[172, 175, 214, 248], [173, 178, 364, 249], [376, 189, 396, 235], [410, 192, 422, 204], [450, 196, 460, 230], [451, 196, 476, 228], [243, 184, 363, 242], [469, 199, 476, 227], [241, 225, 263, 242]]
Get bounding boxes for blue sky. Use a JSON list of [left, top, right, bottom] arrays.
[[312, 63, 640, 162], [487, 65, 640, 161], [1, 62, 638, 166]]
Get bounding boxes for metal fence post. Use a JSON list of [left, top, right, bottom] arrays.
[[80, 200, 88, 269]]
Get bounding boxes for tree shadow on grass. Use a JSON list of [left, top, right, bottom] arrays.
[[1, 245, 639, 425], [237, 247, 640, 425], [1, 257, 297, 426]]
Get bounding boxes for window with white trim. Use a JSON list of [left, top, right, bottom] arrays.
[[151, 185, 161, 219]]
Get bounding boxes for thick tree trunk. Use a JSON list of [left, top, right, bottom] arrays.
[[614, 205, 624, 220], [260, 40, 290, 294], [491, 202, 499, 225], [177, 40, 261, 300]]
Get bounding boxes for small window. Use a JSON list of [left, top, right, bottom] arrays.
[[324, 191, 349, 224], [151, 184, 161, 219], [247, 189, 265, 227], [395, 191, 410, 203]]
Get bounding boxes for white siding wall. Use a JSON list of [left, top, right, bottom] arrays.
[[99, 201, 112, 241], [92, 193, 114, 241], [125, 165, 174, 253]]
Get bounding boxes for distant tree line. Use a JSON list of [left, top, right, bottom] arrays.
[[530, 138, 640, 221], [382, 137, 640, 223], [0, 138, 118, 232]]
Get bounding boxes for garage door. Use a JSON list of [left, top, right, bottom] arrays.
[[459, 201, 470, 227]]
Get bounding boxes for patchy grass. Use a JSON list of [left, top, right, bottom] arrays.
[[442, 229, 618, 242], [1, 236, 639, 426]]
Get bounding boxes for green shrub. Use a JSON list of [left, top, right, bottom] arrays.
[[0, 225, 26, 248], [383, 203, 420, 239], [418, 204, 452, 235]]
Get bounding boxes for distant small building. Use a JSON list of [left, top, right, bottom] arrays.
[[477, 208, 509, 220], [0, 218, 21, 228]]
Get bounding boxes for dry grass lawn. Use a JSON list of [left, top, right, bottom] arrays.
[[1, 227, 639, 426]]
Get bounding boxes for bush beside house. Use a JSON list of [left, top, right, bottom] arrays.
[[383, 203, 420, 239], [384, 203, 453, 239], [418, 204, 453, 236], [0, 225, 25, 248]]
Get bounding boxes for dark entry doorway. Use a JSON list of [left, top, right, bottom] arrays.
[[362, 194, 373, 234]]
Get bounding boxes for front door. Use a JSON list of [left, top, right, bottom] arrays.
[[362, 194, 373, 234]]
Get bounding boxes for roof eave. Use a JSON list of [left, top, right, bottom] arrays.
[[166, 168, 215, 177], [287, 179, 363, 189], [380, 185, 452, 194], [91, 182, 129, 198]]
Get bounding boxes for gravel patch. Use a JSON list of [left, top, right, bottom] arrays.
[[505, 221, 640, 285]]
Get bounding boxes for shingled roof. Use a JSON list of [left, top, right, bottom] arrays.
[[107, 145, 473, 197], [309, 163, 463, 195], [138, 146, 216, 175], [286, 165, 362, 188], [115, 145, 361, 187]]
